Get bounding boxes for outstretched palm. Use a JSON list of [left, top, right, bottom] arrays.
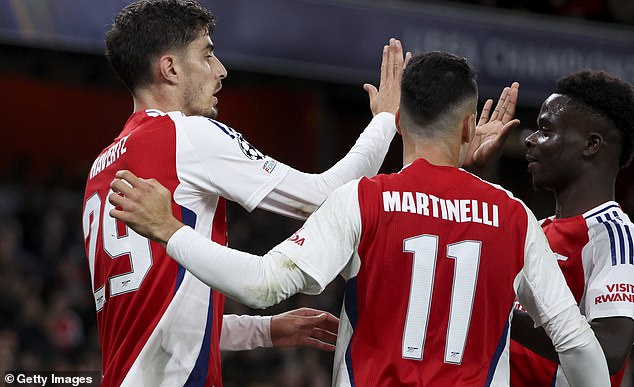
[[465, 82, 521, 169]]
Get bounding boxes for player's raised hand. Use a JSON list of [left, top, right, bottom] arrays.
[[464, 82, 521, 169], [108, 170, 183, 245], [270, 307, 339, 351], [364, 38, 412, 116]]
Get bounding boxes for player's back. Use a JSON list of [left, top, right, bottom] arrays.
[[82, 110, 225, 386], [339, 158, 529, 386]]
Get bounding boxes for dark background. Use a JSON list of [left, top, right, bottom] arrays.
[[1, 0, 633, 385]]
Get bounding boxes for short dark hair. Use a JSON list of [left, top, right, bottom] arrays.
[[106, 0, 216, 93], [400, 51, 478, 132], [556, 70, 634, 167]]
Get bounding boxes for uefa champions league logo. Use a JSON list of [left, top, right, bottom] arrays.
[[237, 134, 265, 160]]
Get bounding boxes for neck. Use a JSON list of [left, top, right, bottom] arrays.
[[553, 171, 616, 218], [132, 85, 182, 114], [402, 136, 461, 168]]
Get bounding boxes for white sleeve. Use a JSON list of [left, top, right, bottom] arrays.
[[269, 180, 362, 290], [515, 207, 610, 386], [165, 181, 361, 308], [220, 315, 272, 351], [256, 112, 396, 219], [582, 220, 634, 322], [173, 114, 291, 211], [514, 206, 577, 327], [543, 306, 611, 387], [166, 226, 311, 309]]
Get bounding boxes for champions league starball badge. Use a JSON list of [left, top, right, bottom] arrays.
[[237, 134, 265, 160]]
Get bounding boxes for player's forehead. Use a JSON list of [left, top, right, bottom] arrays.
[[187, 31, 214, 52], [537, 94, 571, 125]]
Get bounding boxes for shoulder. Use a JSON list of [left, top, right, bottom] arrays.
[[583, 202, 634, 237], [167, 112, 238, 138], [583, 202, 634, 260], [458, 168, 532, 219]]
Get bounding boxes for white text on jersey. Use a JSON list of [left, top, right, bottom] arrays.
[[89, 135, 130, 180], [382, 191, 499, 227]]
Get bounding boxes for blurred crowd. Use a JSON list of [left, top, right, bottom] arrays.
[[0, 163, 100, 374]]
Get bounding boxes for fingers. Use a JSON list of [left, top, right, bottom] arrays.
[[311, 326, 338, 345], [477, 99, 493, 127], [499, 119, 521, 140], [298, 315, 338, 351], [380, 44, 389, 86], [110, 177, 134, 197], [301, 335, 336, 352], [501, 83, 519, 124], [364, 83, 378, 101], [380, 38, 405, 86], [114, 169, 142, 187], [403, 51, 412, 69], [489, 87, 510, 122], [108, 207, 129, 224], [484, 82, 520, 124], [108, 190, 127, 208]]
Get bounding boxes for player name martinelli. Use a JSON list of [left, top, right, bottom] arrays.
[[382, 191, 499, 227]]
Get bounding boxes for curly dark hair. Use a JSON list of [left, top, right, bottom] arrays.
[[556, 70, 634, 167], [106, 0, 216, 93]]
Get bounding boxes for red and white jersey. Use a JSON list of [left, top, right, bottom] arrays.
[[274, 158, 575, 386], [82, 110, 290, 386], [510, 201, 634, 387]]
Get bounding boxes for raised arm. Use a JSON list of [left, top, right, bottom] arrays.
[[257, 39, 411, 219]]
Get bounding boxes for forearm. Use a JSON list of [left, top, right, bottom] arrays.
[[258, 113, 395, 219], [322, 112, 396, 185], [541, 305, 610, 386], [220, 314, 272, 351], [558, 330, 610, 387], [166, 226, 309, 309]]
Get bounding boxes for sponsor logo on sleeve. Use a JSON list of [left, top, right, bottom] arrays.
[[262, 159, 277, 174], [595, 283, 634, 304], [287, 227, 305, 246]]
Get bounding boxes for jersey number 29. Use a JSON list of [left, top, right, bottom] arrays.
[[82, 192, 153, 312]]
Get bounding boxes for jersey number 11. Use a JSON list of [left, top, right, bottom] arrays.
[[402, 235, 481, 364]]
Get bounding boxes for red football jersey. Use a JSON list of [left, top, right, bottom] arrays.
[[510, 202, 634, 387], [277, 158, 575, 386], [349, 159, 525, 385], [82, 109, 289, 386]]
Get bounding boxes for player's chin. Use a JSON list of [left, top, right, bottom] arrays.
[[206, 107, 218, 119]]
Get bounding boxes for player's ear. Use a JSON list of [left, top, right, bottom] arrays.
[[158, 54, 178, 84], [461, 113, 476, 144], [395, 108, 402, 135], [583, 132, 603, 157]]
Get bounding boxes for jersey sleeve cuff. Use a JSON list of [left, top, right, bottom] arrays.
[[166, 225, 198, 264]]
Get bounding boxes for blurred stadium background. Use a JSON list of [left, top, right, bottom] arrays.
[[1, 0, 633, 385]]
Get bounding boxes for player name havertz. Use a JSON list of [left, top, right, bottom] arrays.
[[382, 191, 500, 227]]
